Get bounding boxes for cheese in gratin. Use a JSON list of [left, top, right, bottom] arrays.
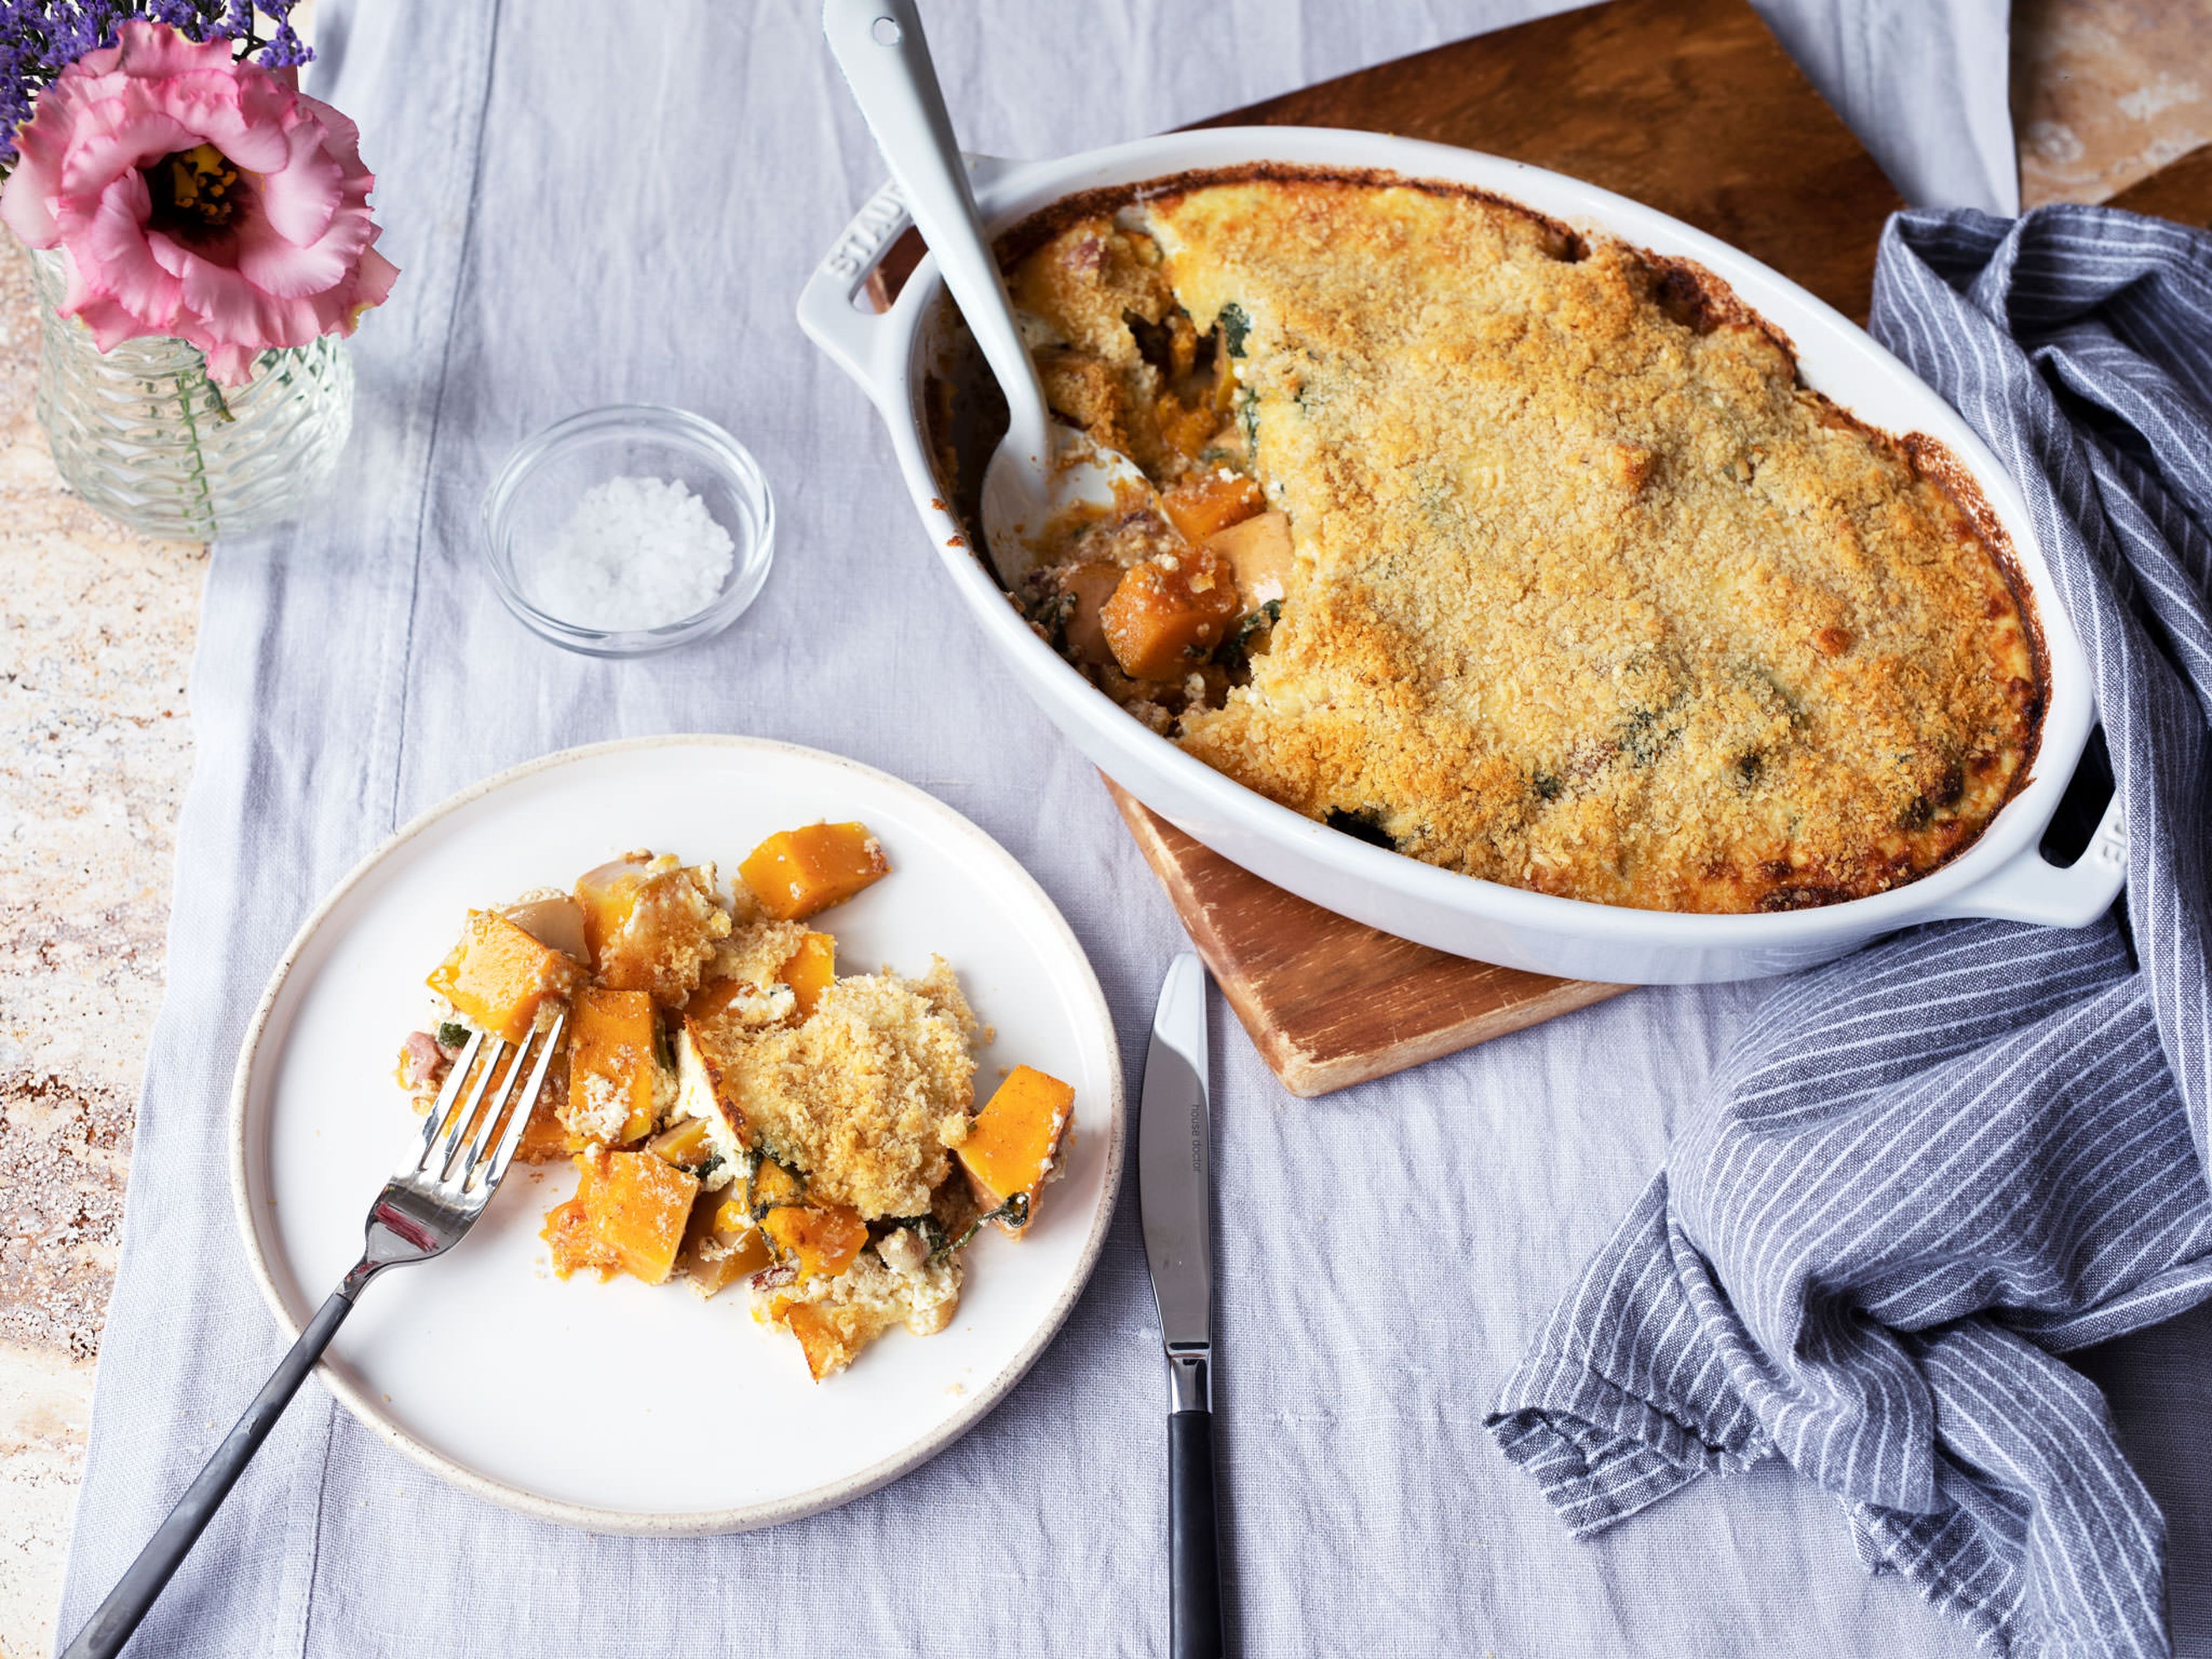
[[989, 174, 2040, 915]]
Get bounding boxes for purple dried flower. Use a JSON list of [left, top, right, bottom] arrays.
[[0, 0, 313, 167]]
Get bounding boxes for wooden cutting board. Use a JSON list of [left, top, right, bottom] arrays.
[[1194, 0, 1900, 321], [1107, 0, 1900, 1096], [2108, 143, 2212, 226]]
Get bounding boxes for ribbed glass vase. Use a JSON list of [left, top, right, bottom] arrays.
[[28, 246, 354, 540]]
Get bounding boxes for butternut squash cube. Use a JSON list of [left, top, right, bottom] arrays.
[[766, 1280, 916, 1381], [680, 1189, 773, 1297], [582, 1149, 699, 1286], [574, 853, 730, 1005], [682, 977, 774, 1024], [1161, 470, 1266, 543], [762, 1203, 868, 1279], [684, 980, 738, 1022], [563, 986, 657, 1146], [541, 1195, 617, 1280], [426, 910, 580, 1043], [1205, 509, 1295, 604], [544, 1147, 618, 1279], [1154, 392, 1219, 463], [749, 1156, 804, 1217], [1101, 547, 1241, 681], [1057, 560, 1124, 668], [516, 1096, 584, 1164], [778, 932, 836, 1018], [780, 1301, 857, 1382], [512, 1048, 579, 1164], [646, 1112, 718, 1171], [957, 1065, 1076, 1237], [738, 824, 888, 921]]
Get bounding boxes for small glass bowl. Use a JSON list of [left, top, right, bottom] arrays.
[[481, 404, 775, 657]]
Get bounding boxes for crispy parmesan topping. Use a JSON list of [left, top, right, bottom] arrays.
[[700, 958, 976, 1219], [1001, 175, 2039, 914]]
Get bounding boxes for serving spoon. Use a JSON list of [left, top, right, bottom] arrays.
[[822, 0, 1147, 590]]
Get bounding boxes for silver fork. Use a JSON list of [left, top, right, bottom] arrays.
[[60, 1013, 568, 1659]]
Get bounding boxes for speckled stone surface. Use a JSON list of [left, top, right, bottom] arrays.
[[0, 237, 202, 1659], [0, 7, 2205, 1655]]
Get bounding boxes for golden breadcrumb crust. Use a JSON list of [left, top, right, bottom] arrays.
[[1007, 177, 2038, 912], [693, 957, 976, 1218]]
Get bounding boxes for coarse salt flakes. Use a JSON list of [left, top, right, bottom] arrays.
[[528, 475, 734, 630]]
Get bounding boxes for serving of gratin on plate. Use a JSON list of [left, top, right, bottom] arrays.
[[988, 173, 2039, 916], [396, 826, 1075, 1382], [230, 736, 1123, 1531]]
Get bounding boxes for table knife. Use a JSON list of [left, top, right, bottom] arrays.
[[1139, 950, 1224, 1659]]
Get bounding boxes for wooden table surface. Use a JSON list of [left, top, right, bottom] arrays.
[[2, 3, 2207, 1651], [1202, 0, 1902, 320]]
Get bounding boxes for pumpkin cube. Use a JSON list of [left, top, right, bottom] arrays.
[[685, 979, 745, 1023], [957, 1065, 1076, 1237], [680, 1190, 773, 1297], [762, 1203, 868, 1279], [508, 1047, 577, 1164], [515, 1096, 584, 1164], [541, 1196, 617, 1280], [778, 932, 836, 1018], [764, 1274, 923, 1382], [575, 853, 730, 1005], [582, 1148, 699, 1286], [425, 910, 581, 1043], [748, 1154, 804, 1217], [646, 1112, 718, 1172], [1154, 392, 1221, 463], [1056, 560, 1124, 667], [1161, 469, 1266, 543], [542, 1150, 618, 1279], [684, 975, 796, 1026], [779, 1301, 858, 1381], [738, 823, 888, 921], [1205, 509, 1294, 605], [1101, 547, 1241, 681], [563, 986, 658, 1146]]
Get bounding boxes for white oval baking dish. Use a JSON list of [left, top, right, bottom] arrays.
[[799, 127, 2126, 984]]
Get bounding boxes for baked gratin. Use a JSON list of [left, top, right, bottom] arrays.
[[393, 826, 1075, 1382], [965, 173, 2039, 914]]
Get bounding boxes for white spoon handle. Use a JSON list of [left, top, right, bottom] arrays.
[[822, 0, 1051, 469]]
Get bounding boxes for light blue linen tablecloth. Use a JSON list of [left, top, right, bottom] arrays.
[[64, 3, 2208, 1657]]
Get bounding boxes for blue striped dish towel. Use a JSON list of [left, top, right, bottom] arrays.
[[1487, 206, 2212, 1658]]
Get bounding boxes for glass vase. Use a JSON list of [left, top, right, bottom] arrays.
[[28, 245, 354, 540]]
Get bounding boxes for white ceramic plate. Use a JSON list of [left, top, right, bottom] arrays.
[[230, 736, 1125, 1534]]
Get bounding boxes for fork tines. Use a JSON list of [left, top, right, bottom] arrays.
[[412, 1014, 567, 1195]]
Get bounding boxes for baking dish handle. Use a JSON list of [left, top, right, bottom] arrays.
[[1927, 790, 2128, 927], [797, 156, 1019, 410], [797, 179, 911, 404]]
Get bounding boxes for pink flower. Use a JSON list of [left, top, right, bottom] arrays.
[[1, 21, 398, 385]]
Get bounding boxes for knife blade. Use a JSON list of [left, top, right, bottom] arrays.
[[1138, 950, 1222, 1659]]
